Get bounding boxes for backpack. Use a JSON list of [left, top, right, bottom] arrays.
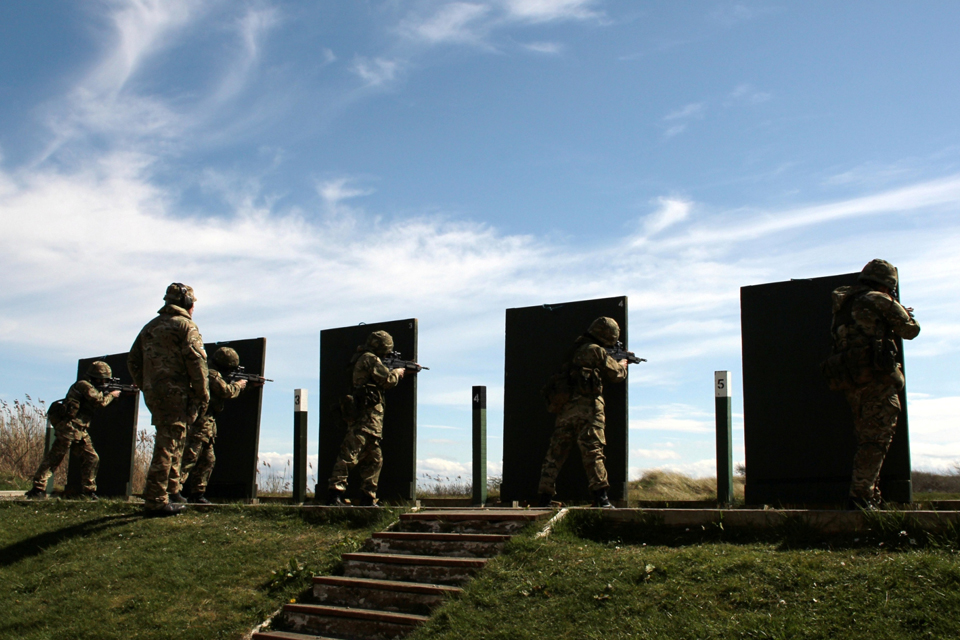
[[541, 363, 574, 414], [47, 396, 80, 427]]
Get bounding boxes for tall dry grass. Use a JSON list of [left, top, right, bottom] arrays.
[[0, 396, 59, 489], [0, 394, 155, 493], [630, 469, 746, 502]]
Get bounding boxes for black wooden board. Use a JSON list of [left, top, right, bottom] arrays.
[[68, 353, 139, 497], [318, 320, 418, 503], [501, 296, 630, 504], [741, 274, 911, 505], [203, 337, 266, 501]]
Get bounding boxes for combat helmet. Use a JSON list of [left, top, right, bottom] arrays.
[[86, 361, 112, 380], [213, 347, 240, 370], [163, 282, 197, 309], [587, 317, 620, 347], [365, 330, 394, 356], [858, 259, 898, 292]]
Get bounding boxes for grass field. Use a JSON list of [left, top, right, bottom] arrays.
[[0, 501, 392, 640], [411, 511, 960, 640]]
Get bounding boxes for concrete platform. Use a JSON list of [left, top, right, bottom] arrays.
[[584, 507, 960, 533]]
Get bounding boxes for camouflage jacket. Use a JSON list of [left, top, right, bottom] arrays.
[[63, 379, 115, 431], [128, 304, 209, 425], [351, 351, 402, 436], [191, 369, 244, 440], [829, 285, 920, 385], [570, 341, 628, 400], [208, 369, 244, 415]]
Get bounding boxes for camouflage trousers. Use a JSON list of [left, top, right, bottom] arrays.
[[143, 422, 187, 509], [845, 381, 901, 503], [538, 396, 609, 495], [179, 429, 216, 495], [32, 426, 99, 493], [328, 426, 383, 498]]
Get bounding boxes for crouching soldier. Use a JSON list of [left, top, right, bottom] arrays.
[[176, 347, 248, 504], [25, 361, 120, 500], [327, 330, 406, 507]]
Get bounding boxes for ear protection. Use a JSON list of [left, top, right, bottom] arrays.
[[173, 282, 194, 309]]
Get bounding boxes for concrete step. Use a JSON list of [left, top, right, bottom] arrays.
[[280, 603, 428, 640], [313, 575, 461, 615], [399, 509, 550, 534], [342, 552, 488, 586], [252, 631, 341, 640], [365, 531, 510, 558]]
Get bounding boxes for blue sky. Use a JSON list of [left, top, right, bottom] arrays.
[[2, 1, 959, 488]]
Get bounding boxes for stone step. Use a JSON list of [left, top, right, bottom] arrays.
[[398, 509, 550, 534], [280, 603, 428, 640], [342, 552, 488, 586], [252, 631, 341, 640], [313, 575, 461, 615], [365, 531, 510, 558]]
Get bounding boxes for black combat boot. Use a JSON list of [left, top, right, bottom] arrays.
[[327, 489, 346, 506], [169, 492, 187, 504], [592, 489, 614, 509], [84, 491, 99, 502], [24, 487, 46, 499], [144, 503, 184, 518], [358, 494, 380, 507], [538, 493, 554, 508], [189, 493, 211, 505]]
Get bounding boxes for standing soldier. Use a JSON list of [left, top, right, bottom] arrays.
[[538, 317, 630, 509], [327, 330, 406, 507], [128, 283, 209, 517], [177, 347, 248, 504], [24, 361, 121, 500], [823, 259, 920, 509]]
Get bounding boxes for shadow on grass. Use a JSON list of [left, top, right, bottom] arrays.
[[0, 512, 143, 567], [559, 508, 960, 551]]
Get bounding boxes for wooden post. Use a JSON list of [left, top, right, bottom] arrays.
[[472, 386, 487, 506], [293, 389, 308, 504], [44, 418, 56, 495], [715, 371, 733, 506]]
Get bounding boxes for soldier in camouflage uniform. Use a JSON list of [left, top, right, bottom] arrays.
[[177, 347, 248, 504], [327, 330, 406, 507], [824, 259, 920, 509], [128, 283, 209, 517], [25, 361, 121, 499], [538, 317, 630, 509]]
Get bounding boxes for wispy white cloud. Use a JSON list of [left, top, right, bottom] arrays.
[[662, 103, 704, 137], [523, 41, 563, 54], [632, 448, 682, 460], [709, 4, 760, 27], [351, 57, 403, 87], [398, 0, 601, 50], [501, 0, 601, 23], [664, 103, 705, 121], [728, 83, 771, 105], [400, 2, 491, 45], [641, 197, 692, 237]]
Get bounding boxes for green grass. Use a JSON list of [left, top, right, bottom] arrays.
[[0, 501, 395, 640], [411, 512, 960, 640]]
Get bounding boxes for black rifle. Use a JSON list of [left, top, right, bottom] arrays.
[[97, 378, 140, 395], [607, 341, 646, 365], [227, 366, 274, 385], [381, 351, 429, 373]]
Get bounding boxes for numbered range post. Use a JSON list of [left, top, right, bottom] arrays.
[[472, 386, 487, 506], [293, 389, 308, 504], [715, 371, 734, 506]]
